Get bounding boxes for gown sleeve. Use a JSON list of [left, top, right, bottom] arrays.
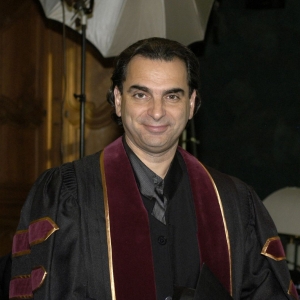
[[208, 167, 297, 300], [9, 163, 88, 299], [238, 182, 297, 300]]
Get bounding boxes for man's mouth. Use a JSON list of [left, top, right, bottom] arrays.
[[143, 124, 169, 133]]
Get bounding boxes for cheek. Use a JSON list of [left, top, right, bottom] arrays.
[[124, 105, 145, 120], [175, 105, 191, 121]]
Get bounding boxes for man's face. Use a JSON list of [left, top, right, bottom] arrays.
[[114, 55, 196, 156]]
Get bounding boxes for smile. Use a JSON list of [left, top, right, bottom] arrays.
[[143, 124, 169, 133]]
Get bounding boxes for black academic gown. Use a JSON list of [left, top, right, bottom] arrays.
[[9, 137, 297, 300]]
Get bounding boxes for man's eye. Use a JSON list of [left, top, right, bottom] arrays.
[[167, 94, 179, 100], [133, 93, 146, 99]]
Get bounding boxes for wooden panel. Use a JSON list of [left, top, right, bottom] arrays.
[[0, 0, 122, 256], [0, 184, 31, 256]]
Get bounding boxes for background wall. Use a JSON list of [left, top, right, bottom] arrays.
[[193, 0, 300, 199], [0, 0, 122, 256]]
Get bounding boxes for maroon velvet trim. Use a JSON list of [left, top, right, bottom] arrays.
[[262, 237, 286, 260], [288, 280, 299, 300], [178, 147, 231, 295], [12, 230, 30, 257], [31, 266, 47, 292], [12, 218, 58, 258], [265, 239, 285, 258], [29, 217, 58, 246], [9, 276, 32, 299], [103, 137, 156, 299], [9, 267, 46, 299]]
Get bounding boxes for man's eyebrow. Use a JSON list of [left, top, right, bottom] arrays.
[[164, 88, 185, 95], [127, 85, 186, 96], [127, 85, 150, 93]]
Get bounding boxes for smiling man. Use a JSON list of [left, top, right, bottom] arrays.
[[10, 38, 296, 300], [114, 56, 196, 177]]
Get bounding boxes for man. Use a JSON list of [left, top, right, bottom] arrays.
[[10, 38, 297, 300]]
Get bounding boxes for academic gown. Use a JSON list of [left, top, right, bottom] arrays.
[[9, 137, 297, 300]]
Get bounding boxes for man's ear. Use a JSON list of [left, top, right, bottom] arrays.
[[188, 90, 196, 120], [114, 87, 122, 117]]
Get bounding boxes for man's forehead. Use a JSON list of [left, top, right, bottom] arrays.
[[123, 55, 188, 85]]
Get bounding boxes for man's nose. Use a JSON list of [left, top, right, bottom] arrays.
[[147, 98, 166, 120]]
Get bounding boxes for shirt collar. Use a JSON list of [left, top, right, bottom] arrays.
[[122, 136, 183, 200]]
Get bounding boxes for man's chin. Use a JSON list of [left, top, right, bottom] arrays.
[[140, 139, 178, 154]]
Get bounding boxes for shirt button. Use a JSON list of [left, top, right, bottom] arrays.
[[158, 236, 167, 245], [165, 297, 172, 300]]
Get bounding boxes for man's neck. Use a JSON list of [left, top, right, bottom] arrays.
[[124, 136, 177, 179]]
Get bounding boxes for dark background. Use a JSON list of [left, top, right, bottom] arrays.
[[189, 0, 300, 199]]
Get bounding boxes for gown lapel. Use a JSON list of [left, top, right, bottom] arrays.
[[178, 147, 232, 296], [101, 138, 156, 300], [100, 137, 232, 299]]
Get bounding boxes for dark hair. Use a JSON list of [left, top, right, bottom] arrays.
[[107, 37, 201, 125]]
